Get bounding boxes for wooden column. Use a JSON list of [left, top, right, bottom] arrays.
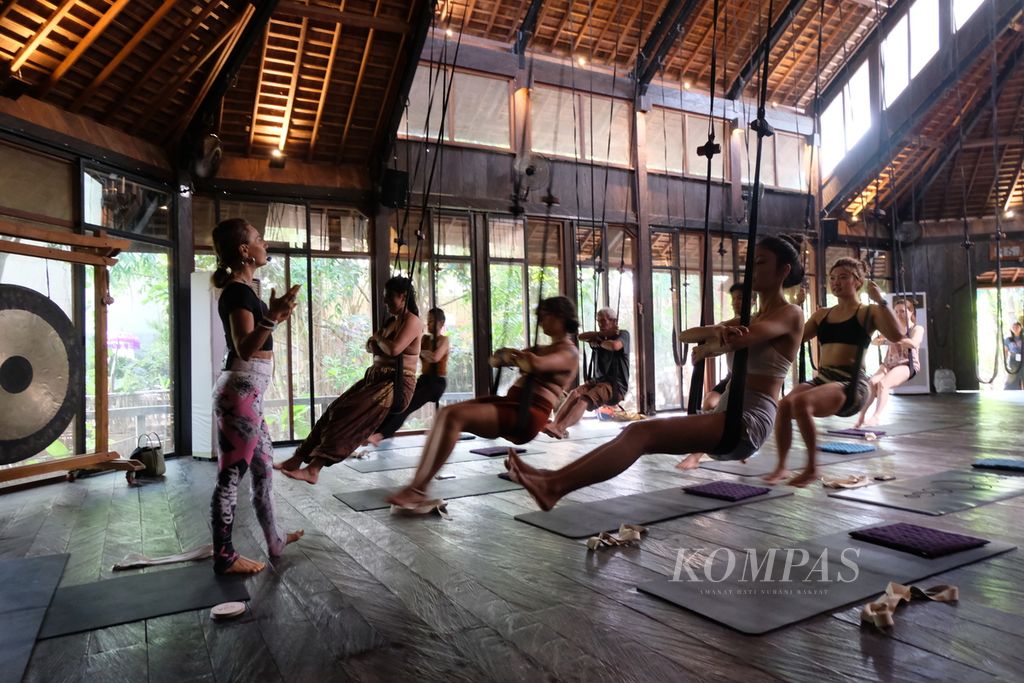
[[94, 263, 109, 451], [633, 108, 656, 415]]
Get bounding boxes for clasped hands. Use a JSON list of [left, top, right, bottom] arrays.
[[690, 324, 748, 364]]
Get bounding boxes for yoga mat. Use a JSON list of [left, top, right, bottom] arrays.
[[819, 441, 876, 454], [972, 458, 1024, 473], [700, 446, 884, 477], [334, 474, 523, 511], [39, 564, 250, 639], [825, 419, 970, 438], [828, 469, 1024, 516], [515, 487, 794, 538], [358, 432, 476, 452], [345, 447, 541, 473], [0, 554, 68, 683], [637, 526, 1015, 634]]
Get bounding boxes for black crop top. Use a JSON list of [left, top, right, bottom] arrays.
[[218, 281, 273, 366], [817, 305, 872, 349]]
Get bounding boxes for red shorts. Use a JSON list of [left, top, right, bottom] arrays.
[[475, 385, 554, 444]]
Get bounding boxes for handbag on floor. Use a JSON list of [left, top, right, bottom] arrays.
[[131, 433, 166, 477]]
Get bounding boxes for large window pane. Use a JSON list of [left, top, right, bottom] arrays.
[[88, 242, 174, 455], [882, 15, 910, 106], [585, 96, 632, 165], [652, 269, 680, 410], [954, 0, 984, 30], [820, 97, 845, 176], [531, 86, 579, 159], [83, 168, 171, 239], [217, 200, 308, 250], [400, 64, 448, 140], [646, 107, 684, 174], [685, 115, 726, 180], [490, 263, 526, 394], [741, 127, 776, 186], [488, 216, 525, 259], [453, 71, 511, 149], [909, 0, 940, 79], [844, 61, 872, 151], [775, 133, 806, 190], [311, 207, 368, 252]]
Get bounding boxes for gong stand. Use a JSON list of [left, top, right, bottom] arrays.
[[0, 219, 144, 485]]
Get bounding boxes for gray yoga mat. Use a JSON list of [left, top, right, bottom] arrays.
[[638, 527, 1015, 634], [823, 418, 971, 438], [334, 474, 523, 511], [39, 564, 250, 639], [356, 433, 476, 452], [700, 446, 885, 477], [345, 447, 541, 473], [515, 487, 794, 538], [828, 469, 1024, 515], [0, 554, 68, 683]]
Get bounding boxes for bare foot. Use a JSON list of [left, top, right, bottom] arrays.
[[386, 486, 430, 509], [676, 453, 704, 470], [787, 470, 818, 488], [505, 452, 558, 511], [282, 466, 319, 485], [761, 468, 791, 485], [861, 416, 879, 427], [853, 419, 864, 429], [273, 455, 303, 472], [542, 423, 566, 439], [286, 530, 304, 545], [222, 555, 265, 574], [366, 433, 385, 447], [504, 448, 544, 477]]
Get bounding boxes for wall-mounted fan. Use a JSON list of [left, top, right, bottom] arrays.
[[191, 133, 223, 180], [511, 154, 556, 213], [894, 221, 923, 244]]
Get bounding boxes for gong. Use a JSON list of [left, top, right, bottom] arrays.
[[0, 284, 84, 465]]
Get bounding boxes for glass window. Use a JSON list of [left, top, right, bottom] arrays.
[[820, 97, 845, 176], [83, 168, 171, 238], [954, 0, 984, 30], [908, 0, 940, 79], [882, 15, 910, 106], [400, 64, 449, 140], [531, 85, 579, 159], [192, 195, 217, 248], [216, 200, 308, 250], [741, 127, 776, 187], [434, 213, 471, 257], [775, 132, 807, 191], [310, 207, 368, 252], [0, 142, 74, 226], [585, 95, 631, 165], [453, 71, 511, 149], [685, 115, 726, 180], [646, 107, 685, 174], [488, 216, 525, 259], [844, 61, 872, 151]]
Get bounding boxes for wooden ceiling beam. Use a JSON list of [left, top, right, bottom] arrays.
[[277, 17, 309, 150], [276, 0, 409, 34], [307, 24, 340, 161], [636, 0, 702, 91], [513, 0, 546, 61], [338, 0, 382, 161], [9, 0, 78, 72], [726, 0, 807, 99], [247, 26, 271, 156], [69, 0, 177, 112], [37, 0, 133, 99], [550, 0, 579, 53]]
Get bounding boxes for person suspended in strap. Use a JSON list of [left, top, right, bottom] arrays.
[[543, 306, 630, 439], [275, 277, 423, 484], [765, 258, 906, 488], [855, 298, 925, 428], [1003, 321, 1023, 390], [387, 296, 579, 510], [693, 282, 748, 413], [505, 236, 805, 511]]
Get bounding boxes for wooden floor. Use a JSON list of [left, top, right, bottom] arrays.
[[3, 392, 1024, 682]]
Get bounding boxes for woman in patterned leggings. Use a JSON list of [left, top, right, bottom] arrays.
[[210, 218, 304, 575]]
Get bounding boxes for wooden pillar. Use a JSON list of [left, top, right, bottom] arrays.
[[173, 187, 193, 456], [633, 107, 656, 415], [94, 262, 109, 452], [471, 212, 493, 396]]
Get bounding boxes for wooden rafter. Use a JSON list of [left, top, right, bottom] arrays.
[[37, 0, 133, 98], [9, 0, 78, 72], [70, 0, 178, 113], [339, 0, 383, 160], [277, 17, 308, 151], [275, 0, 410, 34], [370, 0, 421, 156], [308, 24, 341, 161], [247, 25, 271, 156]]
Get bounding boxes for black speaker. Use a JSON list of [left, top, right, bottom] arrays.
[[822, 217, 839, 244], [380, 169, 408, 208]]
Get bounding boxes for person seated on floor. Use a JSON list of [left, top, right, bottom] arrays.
[[855, 297, 924, 427], [387, 296, 580, 510], [543, 306, 630, 439], [274, 276, 422, 484], [764, 258, 905, 487], [365, 307, 450, 445], [505, 235, 805, 511]]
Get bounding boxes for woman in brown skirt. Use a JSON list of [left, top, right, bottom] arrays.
[[275, 276, 422, 484]]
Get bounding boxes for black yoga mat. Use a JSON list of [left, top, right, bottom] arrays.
[[700, 446, 884, 477], [39, 564, 250, 639], [515, 487, 794, 538], [828, 469, 1024, 516], [638, 527, 1015, 635], [824, 419, 970, 438], [345, 447, 541, 473], [0, 554, 68, 683], [355, 433, 476, 452], [334, 474, 523, 511]]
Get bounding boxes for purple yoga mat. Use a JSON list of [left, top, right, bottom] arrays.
[[470, 446, 526, 457], [684, 481, 771, 502], [827, 427, 888, 438], [850, 522, 989, 559]]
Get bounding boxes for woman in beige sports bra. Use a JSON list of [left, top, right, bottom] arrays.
[[276, 276, 422, 484], [506, 236, 805, 512], [387, 296, 579, 510]]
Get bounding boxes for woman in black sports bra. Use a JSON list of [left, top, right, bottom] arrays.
[[765, 257, 905, 487]]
